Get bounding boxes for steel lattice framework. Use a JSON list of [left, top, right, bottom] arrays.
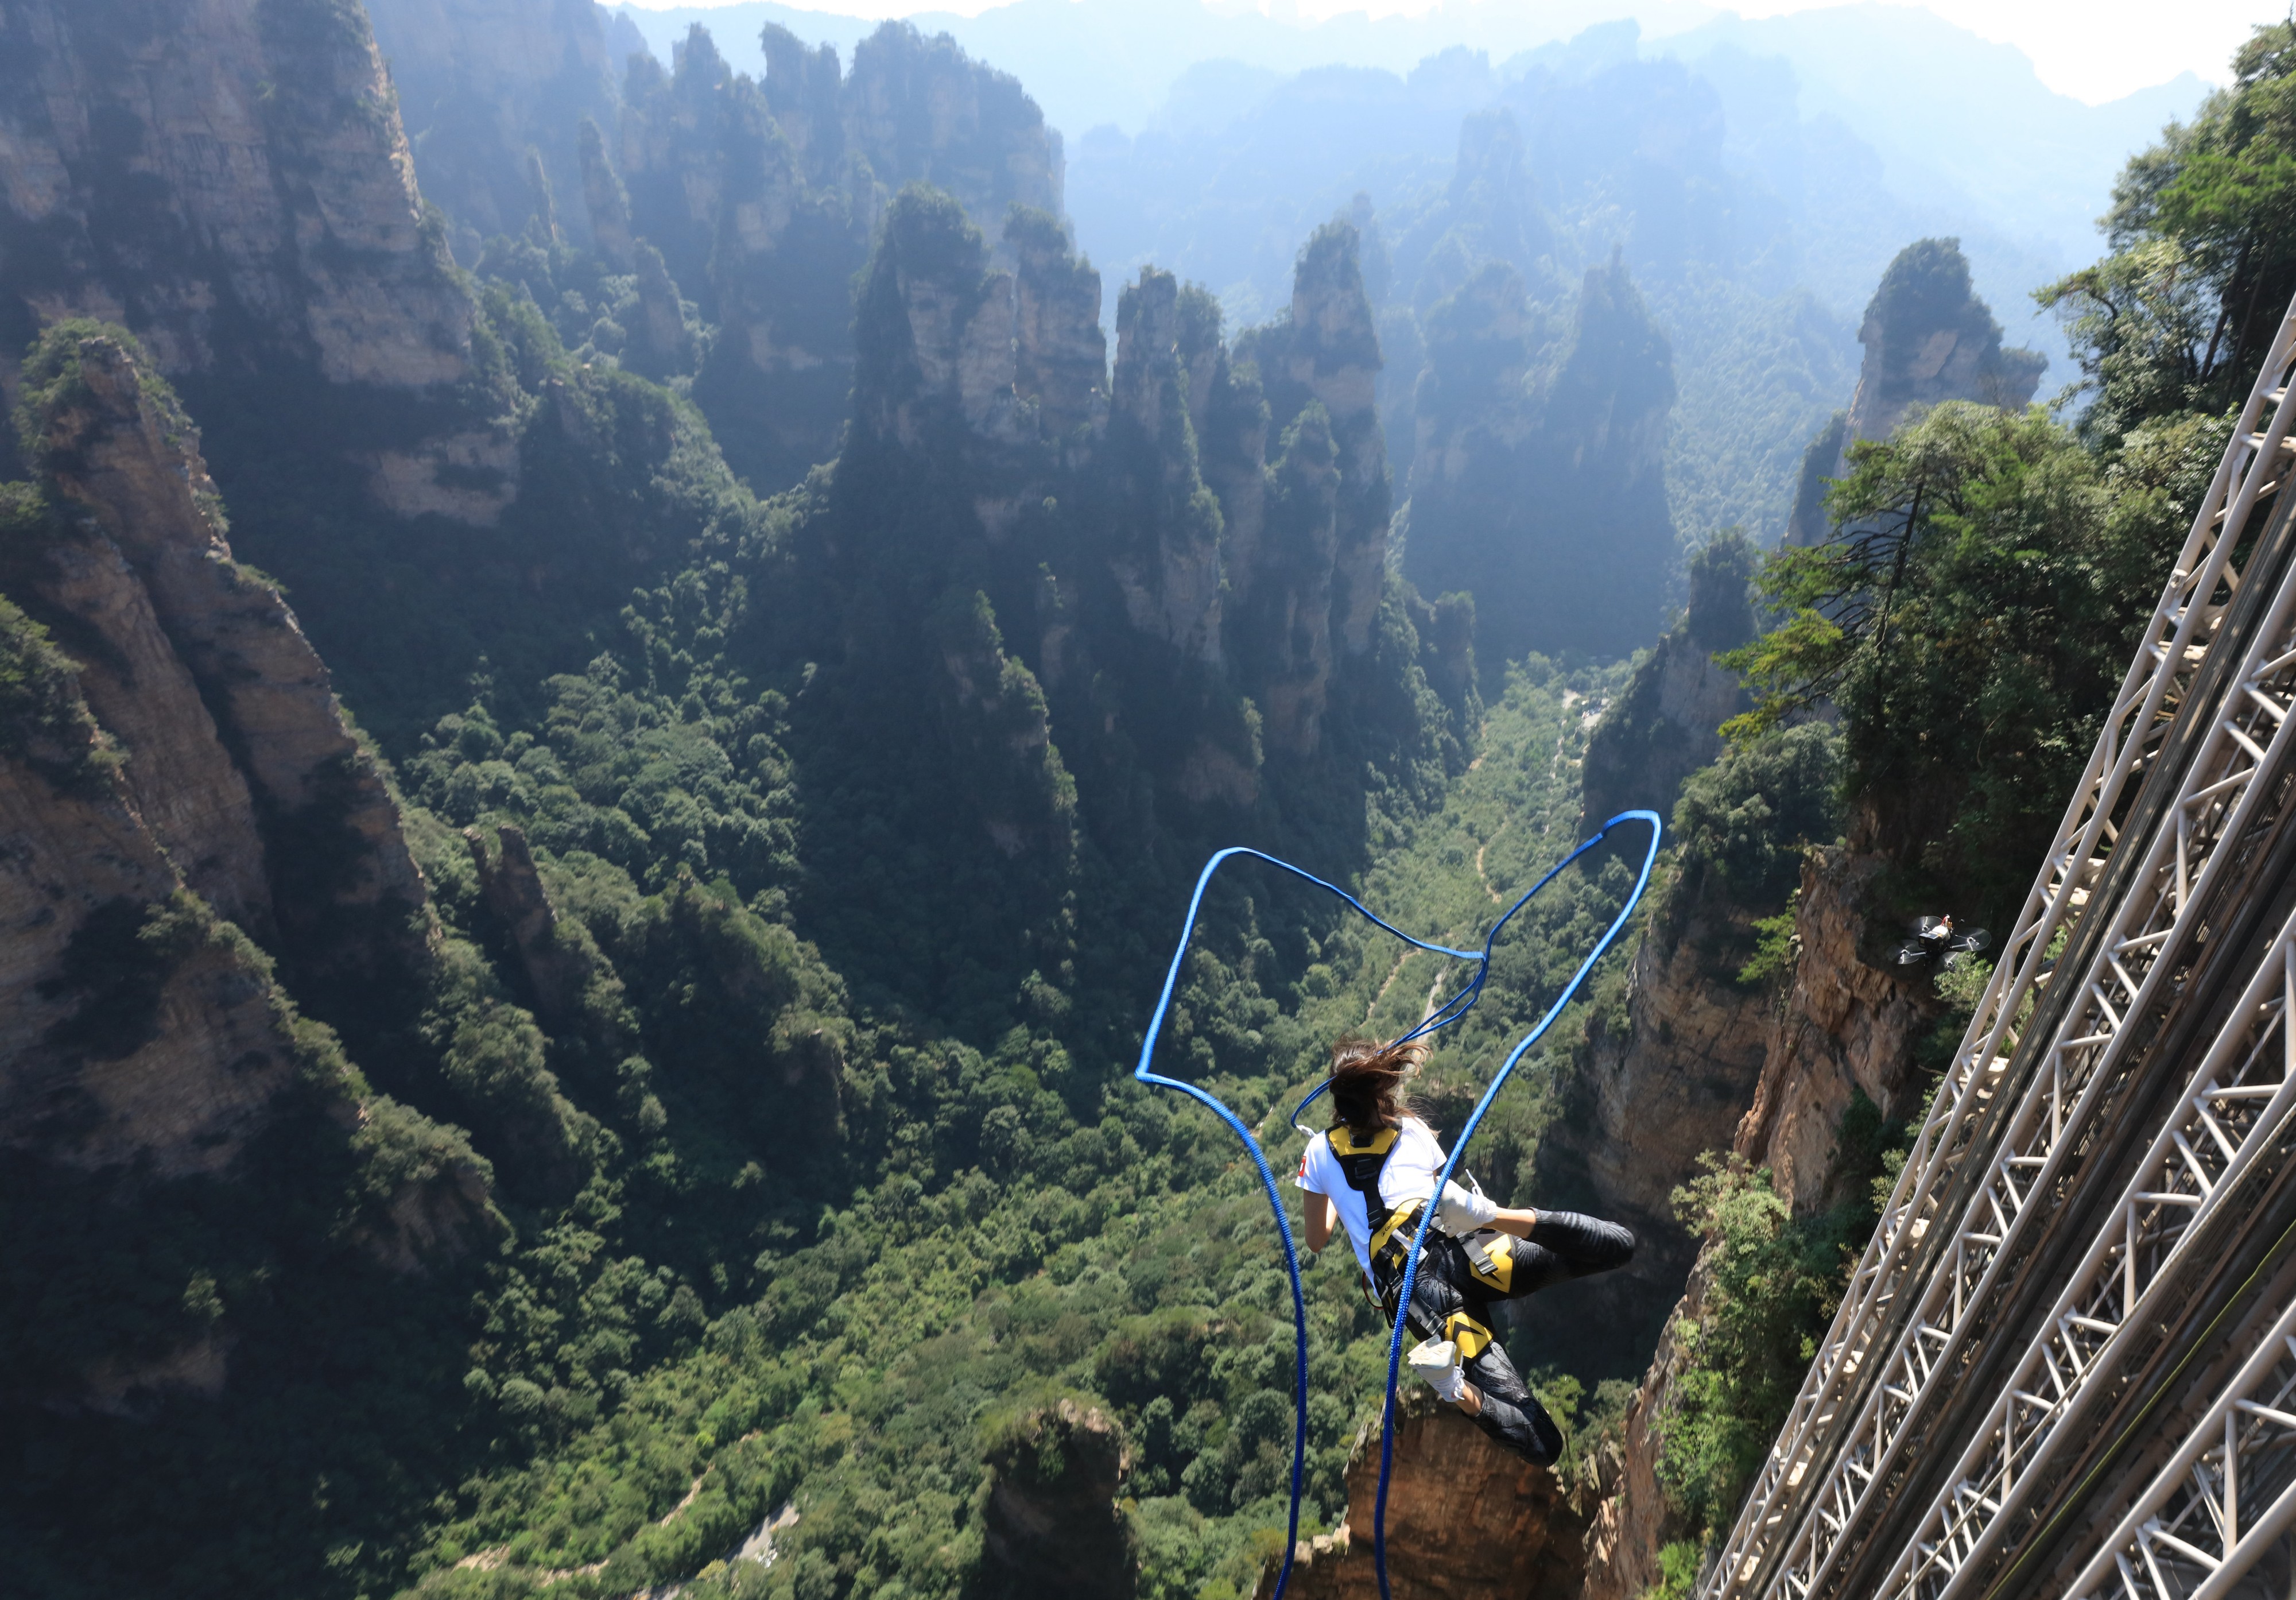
[[1702, 293, 2296, 1600], [1883, 921, 2296, 1597], [2069, 1299, 2296, 1600]]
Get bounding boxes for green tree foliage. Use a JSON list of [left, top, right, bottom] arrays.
[[1654, 1096, 1901, 1550], [1722, 402, 2184, 924], [2043, 21, 2296, 443], [0, 172, 1669, 1600], [1672, 722, 1844, 913]]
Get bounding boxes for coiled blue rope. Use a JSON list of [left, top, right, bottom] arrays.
[[1366, 810, 1659, 1600], [1131, 812, 1661, 1599]]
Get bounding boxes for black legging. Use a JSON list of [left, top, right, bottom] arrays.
[[1370, 1208, 1635, 1464]]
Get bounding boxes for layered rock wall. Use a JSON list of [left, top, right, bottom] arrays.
[[1786, 237, 2047, 543], [0, 0, 473, 387], [0, 738, 302, 1179], [21, 336, 426, 981], [1579, 842, 1936, 1598], [1253, 1388, 1590, 1600]]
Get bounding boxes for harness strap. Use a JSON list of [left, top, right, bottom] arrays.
[[1327, 1126, 1399, 1233], [1443, 1311, 1497, 1361]]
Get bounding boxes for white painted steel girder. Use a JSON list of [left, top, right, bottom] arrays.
[[1704, 295, 2296, 1600], [1882, 921, 2296, 1598], [2069, 1297, 2296, 1600], [1754, 500, 2296, 1600]]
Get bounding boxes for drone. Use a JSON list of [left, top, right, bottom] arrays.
[[1894, 913, 1991, 970]]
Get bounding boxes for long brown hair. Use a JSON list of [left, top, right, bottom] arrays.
[[1325, 1034, 1427, 1131]]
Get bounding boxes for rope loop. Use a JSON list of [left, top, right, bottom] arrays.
[[1131, 813, 1662, 1600]]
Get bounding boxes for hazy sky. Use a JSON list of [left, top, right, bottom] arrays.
[[618, 0, 2282, 104]]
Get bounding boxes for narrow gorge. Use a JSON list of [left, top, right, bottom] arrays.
[[0, 2, 2259, 1598]]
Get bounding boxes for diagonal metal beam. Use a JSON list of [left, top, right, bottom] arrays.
[[1705, 292, 2296, 1600]]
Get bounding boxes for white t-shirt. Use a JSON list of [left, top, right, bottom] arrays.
[[1296, 1116, 1448, 1274]]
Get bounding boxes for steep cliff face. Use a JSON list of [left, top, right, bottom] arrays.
[[27, 337, 427, 985], [1108, 270, 1224, 664], [841, 191, 1398, 779], [0, 0, 473, 387], [1227, 224, 1393, 756], [1536, 885, 1779, 1374], [977, 1398, 1132, 1600], [1254, 1388, 1590, 1600], [610, 19, 1064, 491], [1013, 207, 1108, 443], [1403, 251, 1678, 663], [1786, 238, 2047, 543], [0, 0, 509, 528], [0, 709, 302, 1180], [364, 0, 621, 261], [0, 599, 490, 1411], [850, 188, 1097, 462], [1580, 530, 1759, 830], [1579, 840, 1938, 1598]]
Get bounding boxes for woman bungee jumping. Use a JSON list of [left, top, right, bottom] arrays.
[[1296, 1033, 1636, 1465]]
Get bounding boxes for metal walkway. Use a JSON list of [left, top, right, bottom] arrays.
[[1701, 290, 2296, 1600]]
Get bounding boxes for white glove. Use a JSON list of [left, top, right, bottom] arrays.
[[1434, 1179, 1499, 1235], [1406, 1337, 1468, 1403]]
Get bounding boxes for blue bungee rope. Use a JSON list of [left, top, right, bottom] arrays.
[[1363, 810, 1659, 1600], [1131, 812, 1661, 1600]]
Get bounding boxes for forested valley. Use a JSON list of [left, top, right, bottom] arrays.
[[0, 2, 2283, 1598]]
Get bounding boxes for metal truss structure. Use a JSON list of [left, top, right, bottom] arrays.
[[2068, 1297, 2296, 1600], [1701, 293, 2296, 1600]]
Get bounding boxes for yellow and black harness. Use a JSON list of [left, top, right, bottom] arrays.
[[1325, 1125, 1513, 1360]]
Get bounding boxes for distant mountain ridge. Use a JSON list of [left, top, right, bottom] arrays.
[[606, 0, 2206, 278]]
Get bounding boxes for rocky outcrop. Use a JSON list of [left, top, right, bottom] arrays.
[[929, 589, 1079, 863], [1109, 270, 1223, 663], [1578, 842, 1938, 1598], [615, 25, 865, 482], [978, 1398, 1131, 1600], [1225, 222, 1393, 755], [4, 501, 273, 935], [0, 0, 474, 388], [0, 602, 492, 1408], [363, 0, 621, 261], [0, 0, 510, 528], [1535, 886, 1779, 1379], [1282, 224, 1390, 665], [1786, 238, 2046, 544], [26, 335, 426, 981], [1580, 1275, 1705, 1599], [840, 197, 1400, 784], [612, 19, 1066, 491], [1254, 1388, 1589, 1600], [577, 117, 637, 272], [466, 823, 595, 1030], [759, 25, 846, 186], [1012, 207, 1107, 441], [843, 24, 1063, 233], [1580, 530, 1759, 830], [1403, 250, 1677, 663], [0, 759, 303, 1179], [1731, 846, 1934, 1202]]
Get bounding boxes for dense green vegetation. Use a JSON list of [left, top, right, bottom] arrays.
[[1641, 22, 2296, 1570], [15, 14, 2287, 1599], [0, 166, 1657, 1600], [1721, 400, 2193, 927]]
